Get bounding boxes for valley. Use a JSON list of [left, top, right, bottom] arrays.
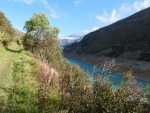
[[64, 7, 150, 83]]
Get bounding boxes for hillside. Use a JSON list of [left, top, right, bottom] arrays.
[[68, 7, 150, 61], [0, 7, 150, 113], [0, 12, 93, 113], [0, 12, 63, 112]]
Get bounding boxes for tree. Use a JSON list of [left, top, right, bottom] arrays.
[[23, 13, 59, 48], [23, 13, 63, 68], [24, 13, 50, 32]]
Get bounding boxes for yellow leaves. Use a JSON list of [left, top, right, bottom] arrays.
[[123, 69, 133, 80], [0, 31, 9, 41], [0, 11, 14, 36]]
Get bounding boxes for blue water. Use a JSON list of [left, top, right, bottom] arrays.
[[68, 57, 150, 88]]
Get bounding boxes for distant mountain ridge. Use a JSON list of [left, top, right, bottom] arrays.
[[67, 7, 150, 61], [60, 38, 77, 46], [60, 34, 83, 46]]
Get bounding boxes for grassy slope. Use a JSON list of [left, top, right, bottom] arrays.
[[0, 42, 34, 77], [0, 42, 61, 112], [0, 42, 39, 102]]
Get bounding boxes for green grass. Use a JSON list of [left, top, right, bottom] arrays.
[[0, 40, 63, 112], [0, 41, 38, 96], [0, 42, 32, 77], [0, 41, 42, 112]]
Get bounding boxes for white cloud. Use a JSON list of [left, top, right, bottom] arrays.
[[96, 9, 121, 25], [96, 0, 150, 26], [6, 0, 60, 19], [43, 0, 60, 19]]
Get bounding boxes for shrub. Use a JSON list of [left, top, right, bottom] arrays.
[[0, 11, 14, 36], [60, 70, 150, 113], [60, 64, 94, 113], [0, 11, 14, 46], [37, 60, 61, 113], [0, 31, 12, 46]]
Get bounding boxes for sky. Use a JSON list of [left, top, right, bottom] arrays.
[[0, 0, 150, 38]]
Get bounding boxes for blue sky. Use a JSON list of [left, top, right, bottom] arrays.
[[0, 0, 150, 38]]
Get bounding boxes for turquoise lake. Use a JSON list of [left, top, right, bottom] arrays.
[[67, 57, 150, 88]]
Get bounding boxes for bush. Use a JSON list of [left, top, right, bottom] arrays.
[[0, 11, 14, 46], [0, 31, 12, 46], [37, 60, 61, 113], [60, 64, 94, 113], [0, 11, 14, 36], [60, 71, 150, 113], [93, 78, 146, 113]]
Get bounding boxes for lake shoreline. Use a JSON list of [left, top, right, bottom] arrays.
[[64, 52, 150, 82]]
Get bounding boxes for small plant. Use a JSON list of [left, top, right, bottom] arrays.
[[0, 31, 12, 46], [37, 60, 61, 113]]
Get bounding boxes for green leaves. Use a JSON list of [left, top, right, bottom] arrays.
[[24, 13, 50, 32], [23, 13, 60, 55]]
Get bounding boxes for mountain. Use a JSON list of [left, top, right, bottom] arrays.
[[67, 7, 150, 61], [60, 38, 77, 46], [59, 34, 83, 46]]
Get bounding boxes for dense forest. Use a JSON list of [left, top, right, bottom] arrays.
[[0, 11, 150, 113]]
